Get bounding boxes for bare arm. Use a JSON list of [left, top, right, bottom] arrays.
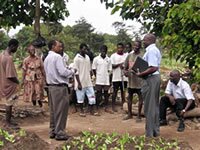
[[75, 74, 82, 90]]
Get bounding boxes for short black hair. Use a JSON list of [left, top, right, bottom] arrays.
[[79, 43, 87, 50], [8, 39, 19, 47], [135, 40, 142, 47], [117, 42, 124, 47], [126, 42, 132, 48], [48, 40, 57, 50], [100, 45, 107, 51]]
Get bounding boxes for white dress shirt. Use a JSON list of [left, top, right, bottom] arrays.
[[44, 51, 74, 84], [165, 78, 195, 100], [143, 44, 161, 75]]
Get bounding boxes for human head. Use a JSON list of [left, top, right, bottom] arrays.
[[125, 42, 132, 53], [169, 69, 181, 85], [99, 45, 107, 58], [26, 44, 36, 57], [79, 43, 88, 55], [8, 39, 19, 53], [143, 33, 156, 48], [58, 41, 64, 56], [117, 42, 124, 54], [133, 40, 141, 53], [48, 40, 62, 54]]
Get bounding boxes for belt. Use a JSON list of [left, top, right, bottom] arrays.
[[48, 83, 68, 87]]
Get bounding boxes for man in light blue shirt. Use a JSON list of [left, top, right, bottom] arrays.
[[136, 33, 162, 137], [44, 40, 75, 141]]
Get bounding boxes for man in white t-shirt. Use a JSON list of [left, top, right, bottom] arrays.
[[73, 43, 98, 117], [110, 43, 128, 112], [159, 70, 195, 132], [92, 45, 112, 113]]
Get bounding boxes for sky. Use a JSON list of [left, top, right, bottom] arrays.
[[8, 0, 142, 36]]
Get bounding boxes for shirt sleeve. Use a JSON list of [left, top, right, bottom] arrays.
[[183, 83, 195, 100], [165, 81, 172, 95], [56, 55, 73, 77], [110, 54, 115, 64], [146, 49, 159, 67], [108, 58, 112, 71], [92, 57, 97, 70]]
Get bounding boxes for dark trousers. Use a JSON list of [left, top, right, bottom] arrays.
[[48, 85, 69, 136], [159, 96, 195, 120]]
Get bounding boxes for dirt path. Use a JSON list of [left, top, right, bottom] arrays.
[[20, 108, 200, 150]]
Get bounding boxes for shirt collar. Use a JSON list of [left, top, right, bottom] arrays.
[[176, 78, 182, 87], [146, 43, 156, 51]]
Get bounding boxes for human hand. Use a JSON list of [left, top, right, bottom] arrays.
[[78, 83, 82, 90], [180, 109, 186, 117], [169, 96, 176, 105]]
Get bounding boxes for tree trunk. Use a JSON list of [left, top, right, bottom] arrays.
[[34, 0, 40, 35]]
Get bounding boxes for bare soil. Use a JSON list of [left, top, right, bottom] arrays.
[[1, 99, 200, 150]]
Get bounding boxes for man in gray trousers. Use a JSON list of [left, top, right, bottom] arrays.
[[44, 40, 75, 140], [136, 34, 162, 137]]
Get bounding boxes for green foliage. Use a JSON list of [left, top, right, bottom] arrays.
[[61, 131, 181, 150], [0, 0, 69, 29], [0, 30, 9, 51], [100, 0, 185, 36], [162, 0, 200, 82], [0, 129, 15, 147], [112, 21, 132, 44]]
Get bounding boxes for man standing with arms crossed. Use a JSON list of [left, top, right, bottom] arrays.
[[44, 40, 75, 140], [0, 39, 20, 129], [136, 34, 162, 137]]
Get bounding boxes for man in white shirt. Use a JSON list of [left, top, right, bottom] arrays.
[[92, 45, 112, 112], [74, 43, 98, 117], [110, 43, 128, 112], [159, 70, 195, 132]]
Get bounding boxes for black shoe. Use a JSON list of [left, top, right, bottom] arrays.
[[55, 134, 70, 141], [160, 120, 168, 126], [177, 120, 185, 132], [123, 115, 132, 120], [49, 133, 56, 139]]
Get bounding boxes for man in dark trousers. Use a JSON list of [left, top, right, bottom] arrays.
[[123, 40, 143, 121], [136, 34, 162, 137], [44, 40, 75, 140], [0, 39, 20, 129], [159, 69, 195, 132]]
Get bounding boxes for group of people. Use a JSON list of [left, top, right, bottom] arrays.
[[0, 33, 196, 140]]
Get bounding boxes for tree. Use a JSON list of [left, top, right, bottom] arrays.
[[0, 31, 9, 50], [72, 17, 105, 53], [162, 0, 200, 81], [100, 0, 185, 36], [112, 21, 132, 44], [0, 0, 69, 31]]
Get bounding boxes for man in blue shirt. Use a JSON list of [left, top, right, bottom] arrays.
[[136, 33, 162, 137]]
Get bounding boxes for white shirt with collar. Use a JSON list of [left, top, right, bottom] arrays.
[[143, 43, 161, 75], [165, 78, 195, 100], [92, 55, 112, 85], [73, 53, 93, 89], [110, 52, 128, 82]]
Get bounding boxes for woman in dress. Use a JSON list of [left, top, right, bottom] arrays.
[[22, 44, 45, 107]]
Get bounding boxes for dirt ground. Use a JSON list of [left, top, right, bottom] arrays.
[[1, 99, 200, 150]]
